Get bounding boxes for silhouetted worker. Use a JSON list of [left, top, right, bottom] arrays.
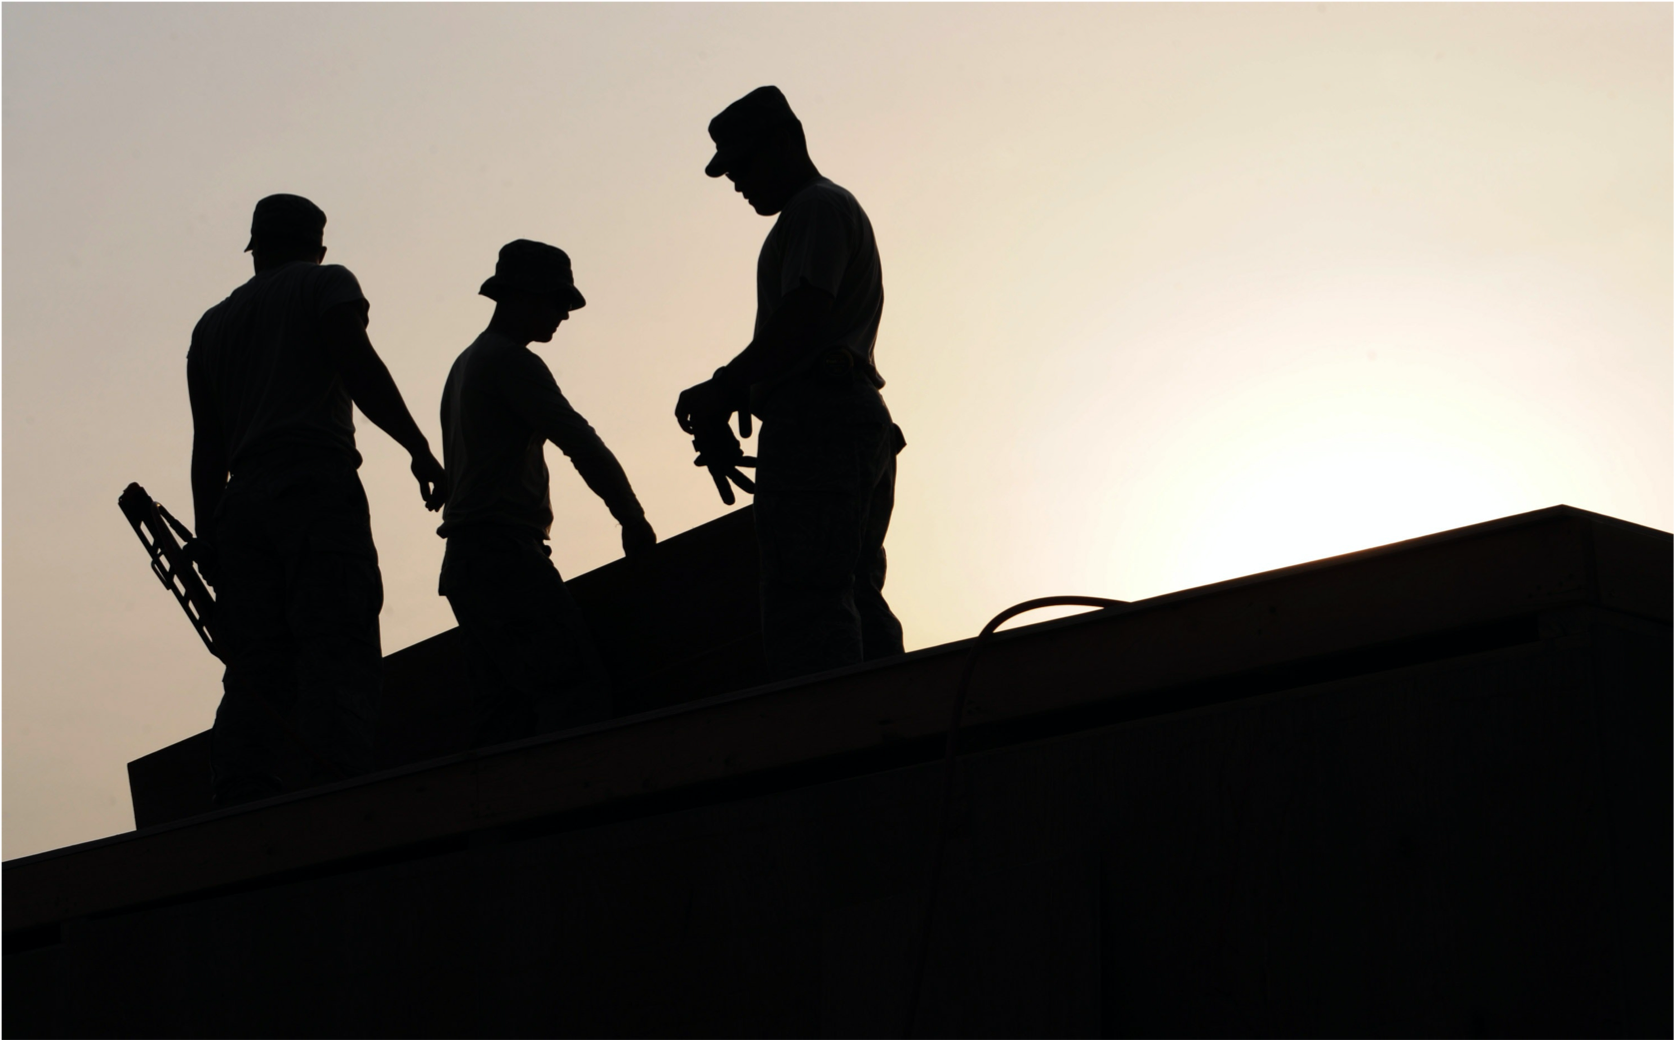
[[676, 86, 905, 680], [437, 240, 656, 747], [188, 194, 448, 807]]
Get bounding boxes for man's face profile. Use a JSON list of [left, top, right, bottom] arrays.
[[528, 295, 569, 342], [726, 143, 784, 216], [499, 290, 569, 343]]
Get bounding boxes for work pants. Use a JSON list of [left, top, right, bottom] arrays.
[[440, 528, 611, 748], [210, 463, 382, 806], [754, 396, 905, 681]]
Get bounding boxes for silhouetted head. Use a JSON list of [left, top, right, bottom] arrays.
[[705, 86, 819, 216], [246, 194, 327, 271], [481, 239, 586, 345]]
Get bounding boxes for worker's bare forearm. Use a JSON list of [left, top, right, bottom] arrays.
[[321, 307, 432, 458], [555, 430, 644, 524], [341, 350, 431, 457]]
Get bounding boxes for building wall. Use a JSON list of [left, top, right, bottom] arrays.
[[6, 606, 1666, 1038]]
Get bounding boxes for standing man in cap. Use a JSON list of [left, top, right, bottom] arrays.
[[188, 193, 448, 806], [437, 240, 656, 747], [676, 86, 905, 680]]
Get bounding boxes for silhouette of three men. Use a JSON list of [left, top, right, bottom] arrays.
[[188, 86, 902, 804]]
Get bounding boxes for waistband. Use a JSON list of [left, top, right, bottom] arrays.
[[438, 521, 549, 545], [230, 441, 362, 480]]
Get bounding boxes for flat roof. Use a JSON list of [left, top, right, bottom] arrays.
[[5, 505, 1667, 932]]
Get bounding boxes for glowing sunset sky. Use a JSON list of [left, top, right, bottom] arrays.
[[4, 3, 1668, 857]]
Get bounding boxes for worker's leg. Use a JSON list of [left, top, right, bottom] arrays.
[[210, 483, 297, 806], [283, 470, 382, 785], [855, 431, 904, 661], [442, 530, 609, 748], [756, 490, 865, 679], [756, 417, 892, 680]]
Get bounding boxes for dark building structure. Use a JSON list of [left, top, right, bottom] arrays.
[[4, 505, 1669, 1038], [125, 508, 770, 828]]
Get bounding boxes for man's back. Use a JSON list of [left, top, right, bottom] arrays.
[[438, 327, 642, 542], [438, 331, 554, 538], [755, 176, 885, 388], [188, 260, 367, 472]]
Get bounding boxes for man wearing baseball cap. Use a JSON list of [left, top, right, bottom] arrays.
[[676, 86, 905, 680], [187, 193, 449, 806], [437, 240, 656, 747]]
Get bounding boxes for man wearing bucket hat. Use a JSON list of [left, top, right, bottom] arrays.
[[675, 86, 905, 681], [187, 193, 449, 806], [437, 239, 656, 747]]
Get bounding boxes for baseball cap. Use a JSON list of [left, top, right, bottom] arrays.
[[705, 86, 801, 178], [245, 194, 326, 252]]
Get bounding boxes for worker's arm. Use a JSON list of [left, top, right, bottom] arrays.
[[186, 353, 229, 547], [674, 285, 833, 434], [717, 284, 835, 391], [320, 302, 448, 511], [502, 357, 656, 559]]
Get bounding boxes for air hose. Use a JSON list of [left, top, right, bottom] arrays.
[[902, 595, 1127, 1037]]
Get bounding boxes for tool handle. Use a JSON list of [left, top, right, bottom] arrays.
[[119, 482, 219, 659]]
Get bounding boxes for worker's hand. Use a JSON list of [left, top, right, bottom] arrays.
[[410, 449, 449, 512], [694, 454, 756, 505], [690, 417, 756, 504], [621, 515, 657, 561], [675, 378, 730, 435], [186, 535, 220, 590]]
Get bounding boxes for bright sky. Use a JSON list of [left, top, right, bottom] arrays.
[[4, 4, 1668, 858]]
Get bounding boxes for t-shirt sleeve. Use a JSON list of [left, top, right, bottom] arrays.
[[777, 192, 853, 298], [498, 353, 597, 444], [496, 350, 645, 522], [311, 265, 370, 322]]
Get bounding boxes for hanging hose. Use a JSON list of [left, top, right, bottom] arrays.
[[902, 595, 1127, 1037]]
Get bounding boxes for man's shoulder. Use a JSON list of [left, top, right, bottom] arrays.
[[464, 329, 526, 360], [313, 261, 360, 281], [779, 178, 870, 239], [203, 272, 263, 315], [463, 332, 551, 381], [305, 262, 365, 297], [789, 177, 862, 213], [194, 294, 232, 330], [209, 263, 364, 308], [189, 279, 254, 352], [250, 261, 364, 307]]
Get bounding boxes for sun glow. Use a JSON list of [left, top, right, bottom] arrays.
[[982, 251, 1656, 617], [1163, 401, 1531, 590], [4, 3, 1667, 857]]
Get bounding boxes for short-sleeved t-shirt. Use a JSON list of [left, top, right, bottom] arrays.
[[187, 261, 368, 472], [755, 177, 885, 390], [437, 330, 642, 540]]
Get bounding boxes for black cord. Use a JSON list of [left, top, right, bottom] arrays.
[[902, 595, 1126, 1037]]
